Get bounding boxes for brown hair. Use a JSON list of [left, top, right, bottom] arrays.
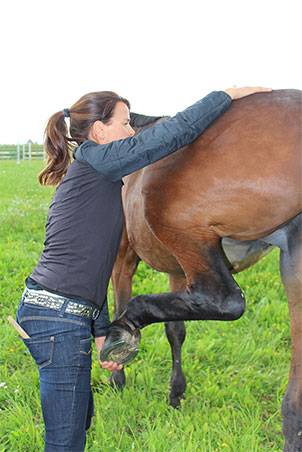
[[39, 91, 130, 186]]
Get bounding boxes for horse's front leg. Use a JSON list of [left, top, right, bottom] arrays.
[[279, 218, 302, 452], [165, 320, 186, 407], [101, 235, 245, 363], [165, 275, 187, 407]]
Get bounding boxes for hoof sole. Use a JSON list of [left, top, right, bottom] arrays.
[[100, 339, 139, 365], [100, 323, 141, 365]]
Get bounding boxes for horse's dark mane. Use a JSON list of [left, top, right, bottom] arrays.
[[130, 112, 171, 133]]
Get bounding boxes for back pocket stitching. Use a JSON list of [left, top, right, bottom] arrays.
[[39, 336, 54, 369], [32, 336, 54, 369]]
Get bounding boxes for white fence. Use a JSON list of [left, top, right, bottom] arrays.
[[0, 144, 46, 162]]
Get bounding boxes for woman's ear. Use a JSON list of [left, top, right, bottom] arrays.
[[90, 120, 105, 144]]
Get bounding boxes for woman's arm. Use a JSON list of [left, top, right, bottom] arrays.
[[91, 298, 111, 337], [74, 91, 232, 182], [92, 300, 124, 372]]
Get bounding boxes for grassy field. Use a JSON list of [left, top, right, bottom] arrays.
[[0, 161, 290, 451]]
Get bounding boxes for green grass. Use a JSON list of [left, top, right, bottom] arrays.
[[0, 161, 289, 451]]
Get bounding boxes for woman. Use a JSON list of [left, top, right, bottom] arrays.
[[16, 85, 271, 451]]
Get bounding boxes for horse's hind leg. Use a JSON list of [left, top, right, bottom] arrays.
[[165, 275, 187, 408], [279, 218, 302, 452]]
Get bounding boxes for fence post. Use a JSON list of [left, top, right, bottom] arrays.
[[29, 142, 32, 160], [22, 144, 25, 160], [16, 143, 20, 164]]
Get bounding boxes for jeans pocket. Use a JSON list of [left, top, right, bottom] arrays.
[[24, 336, 54, 369]]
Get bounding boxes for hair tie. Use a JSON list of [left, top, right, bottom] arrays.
[[63, 108, 70, 118]]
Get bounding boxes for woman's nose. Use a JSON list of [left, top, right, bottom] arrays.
[[128, 125, 135, 136]]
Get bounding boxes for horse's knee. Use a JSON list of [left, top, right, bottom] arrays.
[[189, 284, 246, 321], [165, 321, 186, 345], [223, 290, 246, 320]]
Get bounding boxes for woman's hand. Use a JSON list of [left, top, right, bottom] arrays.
[[95, 336, 123, 372], [224, 86, 272, 100]]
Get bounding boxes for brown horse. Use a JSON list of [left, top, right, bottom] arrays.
[[104, 90, 302, 452]]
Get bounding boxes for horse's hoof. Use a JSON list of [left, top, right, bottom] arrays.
[[169, 393, 185, 409], [100, 321, 141, 365], [110, 368, 126, 389]]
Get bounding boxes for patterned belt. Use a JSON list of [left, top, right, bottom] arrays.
[[24, 289, 100, 320]]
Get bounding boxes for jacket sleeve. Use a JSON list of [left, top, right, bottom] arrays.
[[91, 298, 111, 337], [74, 91, 232, 182]]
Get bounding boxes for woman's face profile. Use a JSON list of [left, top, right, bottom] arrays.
[[90, 102, 135, 145]]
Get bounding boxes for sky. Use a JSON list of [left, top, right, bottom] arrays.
[[0, 0, 301, 144]]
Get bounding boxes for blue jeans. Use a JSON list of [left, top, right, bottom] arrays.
[[17, 291, 94, 452]]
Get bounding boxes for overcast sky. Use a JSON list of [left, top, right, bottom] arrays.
[[0, 0, 301, 144]]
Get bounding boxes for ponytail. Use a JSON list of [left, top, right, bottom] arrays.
[[39, 111, 73, 186]]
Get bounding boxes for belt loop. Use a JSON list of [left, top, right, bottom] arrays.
[[59, 300, 69, 317]]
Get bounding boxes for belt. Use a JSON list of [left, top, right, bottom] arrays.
[[24, 289, 100, 320]]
